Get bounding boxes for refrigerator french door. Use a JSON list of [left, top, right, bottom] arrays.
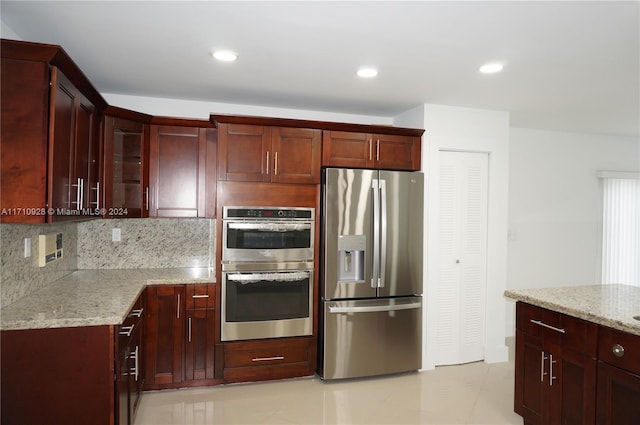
[[320, 168, 424, 380]]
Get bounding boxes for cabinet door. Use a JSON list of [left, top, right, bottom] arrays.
[[73, 93, 96, 213], [596, 361, 640, 425], [145, 285, 184, 387], [48, 67, 76, 218], [560, 346, 597, 425], [218, 124, 270, 182], [271, 127, 321, 184], [0, 57, 49, 224], [515, 330, 545, 424], [149, 125, 207, 217], [322, 130, 372, 168], [48, 68, 99, 220], [185, 308, 216, 381], [374, 134, 421, 171], [103, 116, 148, 218]]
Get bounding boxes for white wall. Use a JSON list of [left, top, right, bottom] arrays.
[[398, 104, 511, 369], [0, 19, 21, 39], [103, 93, 392, 126], [505, 128, 640, 335]]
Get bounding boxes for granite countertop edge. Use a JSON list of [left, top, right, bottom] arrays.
[[0, 268, 216, 331], [504, 284, 640, 336]]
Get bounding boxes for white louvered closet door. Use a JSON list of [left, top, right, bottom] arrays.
[[435, 151, 489, 365]]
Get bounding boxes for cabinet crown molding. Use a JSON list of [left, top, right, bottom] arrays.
[[210, 114, 425, 137]]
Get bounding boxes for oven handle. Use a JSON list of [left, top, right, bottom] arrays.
[[226, 222, 312, 232], [227, 271, 310, 283]]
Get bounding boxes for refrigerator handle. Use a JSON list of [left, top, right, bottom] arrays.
[[371, 179, 380, 289], [379, 179, 387, 288], [328, 301, 422, 314]]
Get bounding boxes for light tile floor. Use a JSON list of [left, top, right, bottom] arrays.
[[135, 342, 522, 425]]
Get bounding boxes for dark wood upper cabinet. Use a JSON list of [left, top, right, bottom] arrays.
[[322, 131, 422, 171], [1, 39, 106, 223], [271, 127, 321, 184], [102, 107, 151, 218], [212, 114, 423, 180], [148, 118, 216, 218], [216, 123, 320, 184]]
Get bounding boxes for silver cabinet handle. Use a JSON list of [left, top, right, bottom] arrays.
[[376, 139, 380, 161], [266, 151, 270, 175], [145, 186, 149, 211], [91, 181, 100, 209], [72, 178, 83, 209], [369, 139, 373, 161], [177, 294, 180, 319], [274, 151, 278, 175], [129, 308, 144, 318], [251, 356, 284, 362], [130, 345, 139, 381], [79, 178, 84, 209], [549, 354, 557, 386], [120, 325, 134, 337], [191, 294, 209, 299], [540, 351, 548, 382], [612, 343, 625, 357], [530, 319, 566, 334], [188, 317, 192, 342]]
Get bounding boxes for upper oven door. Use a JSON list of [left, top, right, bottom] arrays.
[[222, 220, 314, 266]]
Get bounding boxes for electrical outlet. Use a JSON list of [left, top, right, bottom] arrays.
[[112, 228, 121, 242]]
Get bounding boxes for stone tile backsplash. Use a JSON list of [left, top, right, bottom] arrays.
[[1, 221, 78, 307], [1, 218, 215, 307], [77, 218, 214, 270]]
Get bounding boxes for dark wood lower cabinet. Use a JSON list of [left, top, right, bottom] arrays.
[[1, 326, 115, 425], [514, 302, 597, 425], [514, 302, 640, 425], [144, 284, 221, 390], [596, 361, 640, 425], [596, 326, 640, 425]]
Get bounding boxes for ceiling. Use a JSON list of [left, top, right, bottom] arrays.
[[1, 1, 638, 137]]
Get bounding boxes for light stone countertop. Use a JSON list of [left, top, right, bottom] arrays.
[[504, 284, 640, 336], [0, 268, 215, 331]]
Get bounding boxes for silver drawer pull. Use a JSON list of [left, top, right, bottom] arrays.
[[192, 294, 209, 299], [129, 308, 144, 318], [251, 356, 284, 362], [530, 319, 566, 334], [120, 325, 134, 337], [612, 343, 625, 357]]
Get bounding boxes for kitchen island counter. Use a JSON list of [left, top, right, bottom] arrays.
[[0, 268, 215, 331], [504, 284, 640, 336]]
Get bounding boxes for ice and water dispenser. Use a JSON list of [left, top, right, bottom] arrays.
[[337, 235, 366, 283]]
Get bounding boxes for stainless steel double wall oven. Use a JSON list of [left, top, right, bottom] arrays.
[[221, 206, 315, 341]]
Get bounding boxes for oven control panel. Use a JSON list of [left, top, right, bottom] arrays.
[[224, 207, 314, 220]]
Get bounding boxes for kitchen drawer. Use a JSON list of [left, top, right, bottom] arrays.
[[516, 302, 597, 356], [222, 337, 315, 383], [121, 291, 145, 334], [598, 326, 640, 375], [186, 284, 215, 309], [224, 338, 311, 368]]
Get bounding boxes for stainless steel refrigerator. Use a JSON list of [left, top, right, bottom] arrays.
[[319, 168, 423, 380]]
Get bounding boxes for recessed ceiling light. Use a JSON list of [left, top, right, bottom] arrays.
[[479, 63, 503, 74], [357, 67, 378, 78], [211, 50, 237, 62]]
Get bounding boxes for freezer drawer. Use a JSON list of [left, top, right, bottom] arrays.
[[321, 297, 422, 380]]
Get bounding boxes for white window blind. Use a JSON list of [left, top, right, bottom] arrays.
[[600, 172, 640, 286]]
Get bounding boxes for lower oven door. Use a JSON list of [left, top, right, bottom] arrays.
[[221, 269, 313, 341]]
